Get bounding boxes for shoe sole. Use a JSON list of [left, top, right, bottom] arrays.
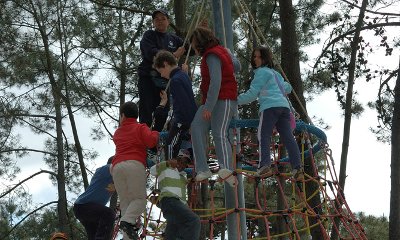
[[218, 170, 236, 187], [295, 174, 304, 181], [195, 172, 212, 182]]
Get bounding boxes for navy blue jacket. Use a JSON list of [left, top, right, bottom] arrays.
[[169, 68, 197, 127], [152, 68, 197, 131], [138, 30, 183, 77], [75, 164, 113, 206]]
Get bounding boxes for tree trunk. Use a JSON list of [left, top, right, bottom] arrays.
[[56, 3, 89, 189], [173, 0, 186, 38], [278, 0, 323, 239], [276, 170, 286, 240], [118, 7, 127, 105], [331, 0, 369, 239], [389, 57, 400, 240], [278, 0, 308, 121], [31, 1, 69, 232], [40, 24, 69, 235]]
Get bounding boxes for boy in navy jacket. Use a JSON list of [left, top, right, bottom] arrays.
[[153, 50, 197, 160]]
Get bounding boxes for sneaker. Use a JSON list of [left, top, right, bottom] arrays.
[[119, 221, 139, 240], [218, 168, 236, 187], [256, 165, 273, 177], [146, 150, 157, 163], [195, 170, 213, 182], [292, 167, 304, 181]]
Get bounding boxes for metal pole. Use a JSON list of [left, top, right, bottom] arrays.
[[211, 0, 247, 239]]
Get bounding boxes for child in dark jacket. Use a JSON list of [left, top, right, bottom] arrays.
[[153, 50, 197, 160], [138, 9, 186, 128], [73, 156, 116, 240]]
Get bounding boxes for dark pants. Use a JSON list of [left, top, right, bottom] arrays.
[[259, 107, 301, 169], [165, 120, 190, 160], [160, 197, 201, 240], [138, 74, 169, 128], [73, 203, 116, 240]]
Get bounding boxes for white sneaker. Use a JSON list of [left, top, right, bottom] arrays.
[[218, 168, 236, 187], [195, 170, 213, 182]]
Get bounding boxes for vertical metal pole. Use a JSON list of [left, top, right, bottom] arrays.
[[211, 0, 247, 239]]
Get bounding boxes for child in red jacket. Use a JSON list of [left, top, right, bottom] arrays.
[[111, 101, 159, 239]]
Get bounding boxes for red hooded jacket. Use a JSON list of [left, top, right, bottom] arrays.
[[112, 118, 159, 167]]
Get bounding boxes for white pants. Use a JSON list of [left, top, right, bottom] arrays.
[[111, 160, 146, 240]]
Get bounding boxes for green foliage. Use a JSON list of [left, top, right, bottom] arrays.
[[0, 194, 32, 239], [0, 206, 87, 240], [367, 68, 397, 143], [354, 212, 389, 239]]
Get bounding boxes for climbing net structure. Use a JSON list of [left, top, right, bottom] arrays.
[[130, 120, 367, 240]]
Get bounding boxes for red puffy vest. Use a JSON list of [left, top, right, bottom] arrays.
[[199, 45, 237, 104]]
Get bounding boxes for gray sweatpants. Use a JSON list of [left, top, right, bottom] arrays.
[[191, 100, 238, 173]]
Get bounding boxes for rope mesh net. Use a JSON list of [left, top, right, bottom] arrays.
[[117, 120, 367, 240]]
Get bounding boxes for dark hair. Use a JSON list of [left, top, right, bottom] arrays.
[[189, 27, 220, 55], [107, 156, 114, 164], [153, 50, 177, 69], [251, 46, 275, 69], [120, 101, 138, 118]]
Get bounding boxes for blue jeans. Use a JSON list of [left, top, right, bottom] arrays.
[[258, 107, 301, 169], [159, 197, 200, 240]]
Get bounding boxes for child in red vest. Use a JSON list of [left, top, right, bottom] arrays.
[[189, 27, 239, 187]]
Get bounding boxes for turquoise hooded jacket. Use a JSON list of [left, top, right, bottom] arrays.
[[238, 66, 292, 113]]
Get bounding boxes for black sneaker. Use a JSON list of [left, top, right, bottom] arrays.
[[146, 149, 157, 163], [120, 221, 139, 239]]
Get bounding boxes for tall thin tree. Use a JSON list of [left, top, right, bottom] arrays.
[[389, 57, 400, 239]]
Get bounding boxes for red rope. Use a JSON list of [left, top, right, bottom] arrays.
[[137, 130, 367, 240]]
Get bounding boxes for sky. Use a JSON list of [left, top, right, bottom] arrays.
[[307, 90, 391, 217]]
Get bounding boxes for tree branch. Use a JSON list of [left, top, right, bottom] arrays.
[[88, 0, 150, 16], [314, 21, 400, 69], [339, 0, 400, 17], [0, 148, 56, 156], [0, 169, 57, 199], [16, 117, 57, 139], [0, 113, 56, 120]]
